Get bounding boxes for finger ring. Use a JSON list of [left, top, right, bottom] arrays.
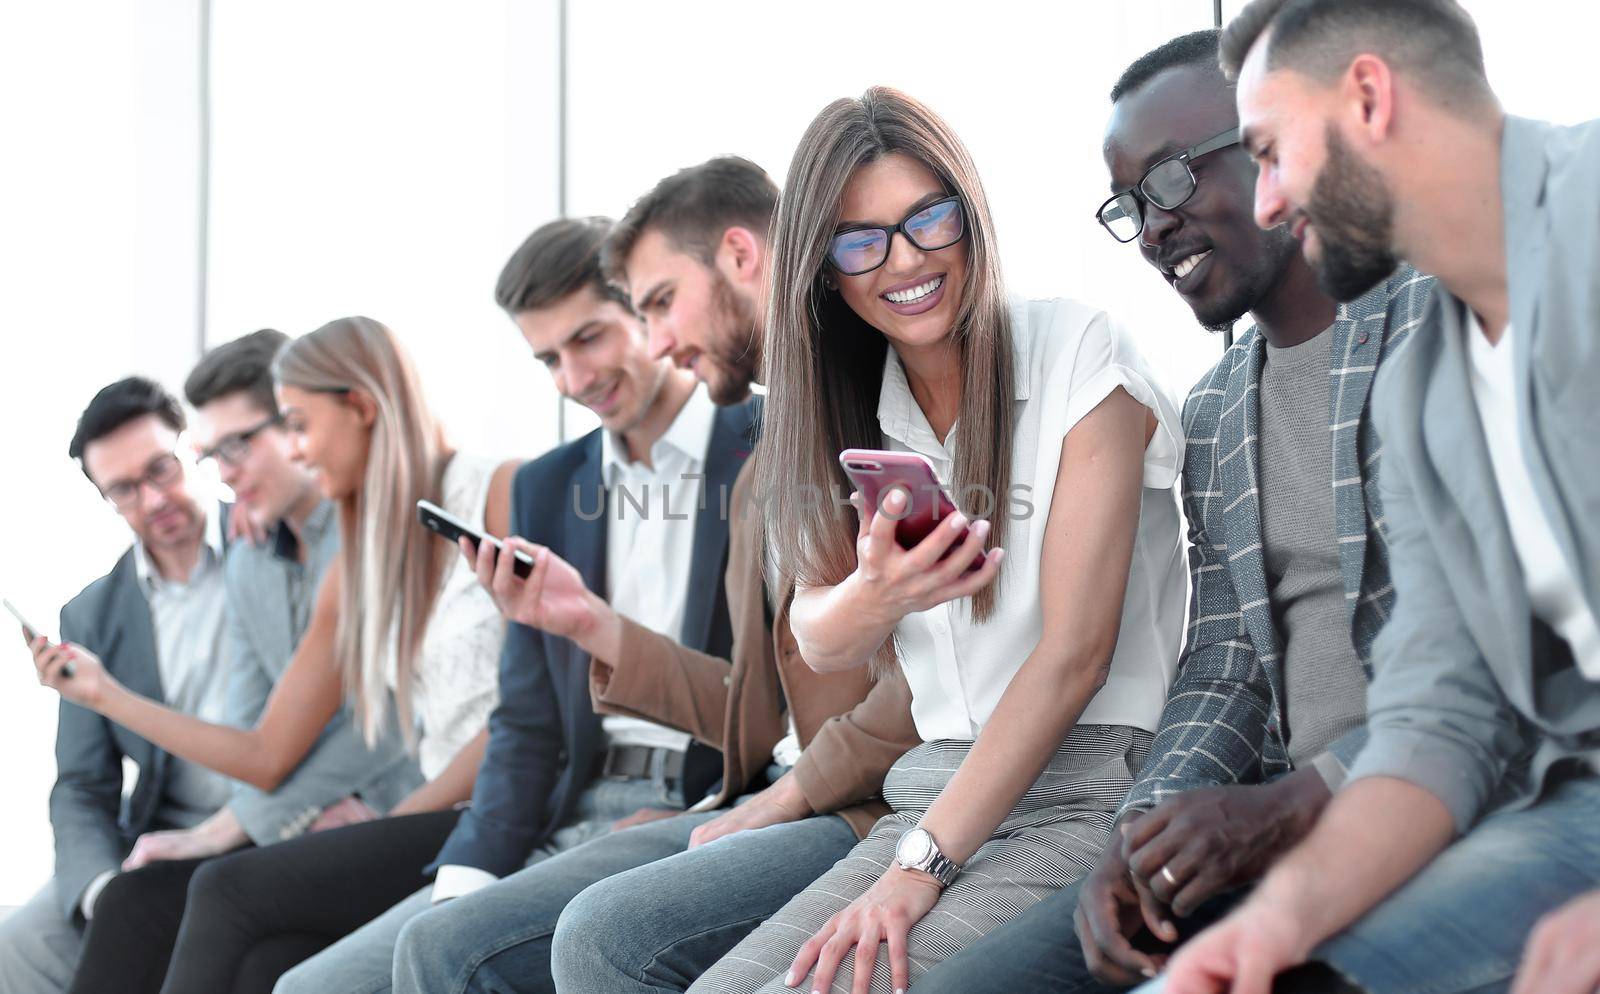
[[1160, 865, 1178, 886]]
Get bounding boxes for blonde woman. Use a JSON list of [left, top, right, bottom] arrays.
[[689, 88, 1188, 993], [33, 317, 513, 993]]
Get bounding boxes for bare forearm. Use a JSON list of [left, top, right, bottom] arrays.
[[1245, 776, 1455, 947], [197, 806, 250, 849], [557, 588, 624, 666], [790, 576, 900, 673], [99, 685, 297, 790], [392, 727, 488, 816], [920, 653, 1104, 863]]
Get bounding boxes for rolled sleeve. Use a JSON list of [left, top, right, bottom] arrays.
[[1343, 391, 1531, 833], [1320, 724, 1368, 785], [1308, 750, 1349, 793], [1345, 726, 1499, 832]]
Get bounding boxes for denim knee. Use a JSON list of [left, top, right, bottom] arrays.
[[392, 905, 456, 987], [550, 878, 629, 979], [272, 959, 320, 994]]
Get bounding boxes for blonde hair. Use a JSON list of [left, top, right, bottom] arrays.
[[756, 87, 1015, 666], [275, 316, 448, 748]]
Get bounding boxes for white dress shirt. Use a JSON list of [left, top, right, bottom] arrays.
[[601, 385, 717, 752], [433, 392, 715, 903], [877, 296, 1186, 742], [1466, 314, 1600, 678]]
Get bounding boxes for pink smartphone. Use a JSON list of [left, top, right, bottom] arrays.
[[838, 448, 985, 574]]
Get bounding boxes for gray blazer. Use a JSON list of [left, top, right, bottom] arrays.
[[1347, 115, 1600, 832], [52, 550, 180, 921], [222, 501, 420, 843]]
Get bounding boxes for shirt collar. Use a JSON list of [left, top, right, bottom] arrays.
[[602, 385, 717, 486], [271, 498, 335, 563], [134, 505, 225, 592], [875, 293, 1031, 455]]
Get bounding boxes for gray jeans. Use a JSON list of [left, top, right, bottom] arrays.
[[274, 774, 678, 994], [0, 881, 81, 994]]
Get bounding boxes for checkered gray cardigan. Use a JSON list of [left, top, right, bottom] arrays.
[[1120, 267, 1435, 816]]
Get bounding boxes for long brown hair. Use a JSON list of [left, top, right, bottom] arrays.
[[274, 317, 449, 748], [756, 87, 1015, 644]]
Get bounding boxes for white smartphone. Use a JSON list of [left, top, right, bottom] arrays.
[[4, 598, 47, 644], [5, 598, 72, 677]]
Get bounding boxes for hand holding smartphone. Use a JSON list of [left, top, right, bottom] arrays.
[[417, 500, 536, 579], [838, 448, 986, 574], [6, 598, 74, 678]]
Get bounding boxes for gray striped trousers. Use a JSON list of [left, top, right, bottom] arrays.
[[689, 725, 1151, 993]]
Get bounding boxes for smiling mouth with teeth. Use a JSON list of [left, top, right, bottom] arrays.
[[883, 275, 944, 304], [1171, 250, 1211, 281]]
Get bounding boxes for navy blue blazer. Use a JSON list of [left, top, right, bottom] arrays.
[[431, 397, 761, 877]]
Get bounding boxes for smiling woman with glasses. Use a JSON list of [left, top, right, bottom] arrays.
[[826, 195, 966, 275], [1096, 126, 1241, 242], [689, 86, 1188, 994]]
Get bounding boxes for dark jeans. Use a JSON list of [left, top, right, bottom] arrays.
[[155, 810, 460, 994]]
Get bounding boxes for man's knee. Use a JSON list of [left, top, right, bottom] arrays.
[[393, 903, 462, 984], [0, 888, 81, 991], [551, 879, 627, 973]]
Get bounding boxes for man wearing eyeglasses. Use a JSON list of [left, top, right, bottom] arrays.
[[0, 376, 236, 994], [915, 28, 1432, 994], [22, 333, 425, 994]]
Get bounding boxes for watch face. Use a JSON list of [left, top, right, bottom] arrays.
[[897, 828, 933, 867]]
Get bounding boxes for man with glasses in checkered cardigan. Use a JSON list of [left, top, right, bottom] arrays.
[[916, 29, 1433, 994]]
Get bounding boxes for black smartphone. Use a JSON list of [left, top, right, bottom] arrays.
[[6, 598, 73, 677], [416, 500, 536, 579]]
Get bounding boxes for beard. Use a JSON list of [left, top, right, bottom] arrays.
[[1192, 223, 1301, 332], [703, 271, 762, 405], [1304, 125, 1401, 302]]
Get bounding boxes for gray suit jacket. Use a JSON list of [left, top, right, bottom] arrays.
[[52, 550, 181, 921], [1348, 115, 1600, 832], [222, 501, 420, 843]]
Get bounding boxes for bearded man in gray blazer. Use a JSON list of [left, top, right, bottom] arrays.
[[1145, 4, 1600, 994]]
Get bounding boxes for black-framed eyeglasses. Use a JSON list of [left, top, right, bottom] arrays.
[[1096, 127, 1241, 243], [826, 195, 966, 276], [198, 414, 284, 467], [101, 452, 184, 510]]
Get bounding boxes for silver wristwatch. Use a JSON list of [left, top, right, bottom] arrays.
[[894, 827, 961, 888]]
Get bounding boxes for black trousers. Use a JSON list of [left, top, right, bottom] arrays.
[[87, 811, 462, 994], [68, 850, 326, 994]]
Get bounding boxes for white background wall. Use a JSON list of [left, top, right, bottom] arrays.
[[1, 0, 1595, 906]]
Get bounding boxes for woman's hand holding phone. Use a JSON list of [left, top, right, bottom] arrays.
[[31, 637, 115, 710], [850, 487, 1004, 622]]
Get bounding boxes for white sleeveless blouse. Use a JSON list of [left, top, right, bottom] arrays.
[[389, 452, 506, 779]]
